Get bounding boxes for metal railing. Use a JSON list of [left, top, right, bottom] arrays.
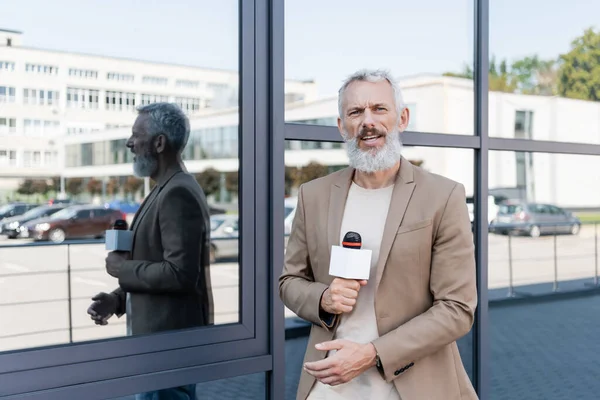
[[0, 237, 239, 349], [497, 221, 599, 297]]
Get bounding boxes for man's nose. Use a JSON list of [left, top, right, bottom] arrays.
[[361, 110, 376, 129], [125, 138, 133, 148]]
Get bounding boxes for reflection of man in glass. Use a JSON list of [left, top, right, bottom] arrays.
[[87, 103, 214, 400]]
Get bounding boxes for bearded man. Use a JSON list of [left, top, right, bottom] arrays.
[[87, 102, 213, 400], [279, 69, 478, 400]]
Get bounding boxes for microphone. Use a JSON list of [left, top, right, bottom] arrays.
[[342, 231, 362, 249], [105, 218, 133, 251], [328, 231, 372, 280]]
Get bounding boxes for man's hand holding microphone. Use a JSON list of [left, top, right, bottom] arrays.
[[306, 232, 379, 386], [320, 277, 367, 315]]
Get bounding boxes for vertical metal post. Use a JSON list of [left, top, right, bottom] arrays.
[[67, 243, 73, 343], [507, 233, 514, 297], [267, 0, 286, 399], [594, 222, 598, 286], [473, 0, 490, 398], [553, 228, 559, 292]]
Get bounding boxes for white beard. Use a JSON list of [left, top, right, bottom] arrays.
[[133, 152, 158, 177], [343, 128, 403, 173]]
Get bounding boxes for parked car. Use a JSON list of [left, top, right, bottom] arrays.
[[0, 202, 38, 221], [489, 201, 581, 237], [466, 195, 500, 230], [104, 199, 141, 215], [22, 205, 125, 243], [210, 214, 239, 263], [0, 204, 66, 238]]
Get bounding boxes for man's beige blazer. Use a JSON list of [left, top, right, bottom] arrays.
[[279, 157, 478, 400]]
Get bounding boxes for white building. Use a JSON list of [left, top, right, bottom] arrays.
[[0, 28, 316, 194], [2, 27, 600, 209]]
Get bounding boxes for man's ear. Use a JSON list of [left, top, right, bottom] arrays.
[[337, 117, 345, 139], [398, 107, 410, 132], [155, 134, 167, 154]]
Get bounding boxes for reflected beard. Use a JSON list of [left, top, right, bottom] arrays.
[[133, 152, 158, 177], [343, 128, 403, 173]]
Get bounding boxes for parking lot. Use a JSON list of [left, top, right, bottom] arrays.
[[0, 224, 597, 352]]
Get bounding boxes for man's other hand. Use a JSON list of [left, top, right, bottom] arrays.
[[320, 278, 367, 315], [87, 292, 120, 325], [105, 251, 130, 278], [304, 340, 377, 386]]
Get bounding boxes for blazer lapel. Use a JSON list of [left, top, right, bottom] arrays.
[[327, 168, 354, 260], [374, 157, 416, 291]]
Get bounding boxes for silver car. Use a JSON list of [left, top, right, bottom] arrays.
[[210, 214, 239, 263]]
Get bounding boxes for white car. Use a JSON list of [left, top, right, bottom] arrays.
[[466, 195, 499, 228]]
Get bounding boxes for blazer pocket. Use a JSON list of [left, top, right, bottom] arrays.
[[396, 218, 433, 235]]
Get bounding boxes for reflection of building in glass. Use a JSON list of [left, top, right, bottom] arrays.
[[0, 29, 317, 182], [2, 29, 600, 208]]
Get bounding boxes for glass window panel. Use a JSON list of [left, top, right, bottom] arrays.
[[490, 1, 600, 144], [0, 0, 240, 354], [110, 373, 265, 400], [489, 151, 600, 399], [283, 141, 475, 395], [285, 0, 474, 135]]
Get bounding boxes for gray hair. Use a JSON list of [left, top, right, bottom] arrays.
[[338, 69, 406, 118], [136, 102, 190, 154]]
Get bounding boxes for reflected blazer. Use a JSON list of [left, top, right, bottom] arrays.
[[279, 157, 478, 400], [112, 166, 214, 335]]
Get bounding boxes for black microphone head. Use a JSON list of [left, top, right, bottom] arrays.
[[113, 219, 128, 230], [342, 231, 362, 249]]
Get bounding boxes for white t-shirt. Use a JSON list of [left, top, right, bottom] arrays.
[[308, 182, 401, 400]]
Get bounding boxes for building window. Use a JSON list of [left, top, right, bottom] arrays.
[[0, 118, 17, 134], [175, 79, 200, 89], [24, 119, 60, 136], [142, 76, 168, 85], [0, 150, 17, 166], [23, 151, 42, 167], [66, 87, 99, 109], [25, 63, 58, 75], [141, 93, 169, 106], [106, 91, 136, 111], [68, 68, 98, 79], [23, 88, 60, 106], [107, 72, 134, 82], [514, 110, 535, 201], [0, 86, 16, 103], [44, 151, 58, 166], [174, 97, 201, 113], [0, 61, 15, 71]]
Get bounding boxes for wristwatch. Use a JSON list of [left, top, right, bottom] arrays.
[[375, 351, 384, 374]]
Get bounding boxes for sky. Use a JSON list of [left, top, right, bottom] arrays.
[[1, 0, 599, 97]]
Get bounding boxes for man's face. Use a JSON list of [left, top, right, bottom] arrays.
[[127, 114, 158, 177], [337, 80, 410, 173]]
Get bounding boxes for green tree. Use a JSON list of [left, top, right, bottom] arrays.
[[66, 178, 84, 196], [294, 162, 329, 187], [124, 176, 143, 195], [558, 27, 600, 101], [17, 179, 35, 196], [195, 168, 221, 197], [225, 171, 238, 194], [86, 178, 103, 196]]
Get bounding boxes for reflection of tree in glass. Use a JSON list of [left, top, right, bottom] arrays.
[[225, 171, 238, 194], [67, 178, 84, 196], [444, 27, 600, 102], [123, 176, 143, 195], [293, 162, 329, 186], [86, 178, 103, 196], [106, 177, 119, 196], [195, 168, 220, 197]]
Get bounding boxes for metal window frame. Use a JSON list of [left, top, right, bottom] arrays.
[[0, 0, 273, 398], [5, 0, 600, 399]]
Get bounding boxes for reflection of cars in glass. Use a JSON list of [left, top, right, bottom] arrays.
[[104, 199, 141, 215], [0, 203, 38, 221], [0, 204, 66, 238], [22, 205, 125, 243], [489, 201, 581, 237], [210, 214, 239, 263], [283, 196, 298, 235], [466, 195, 500, 230]]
